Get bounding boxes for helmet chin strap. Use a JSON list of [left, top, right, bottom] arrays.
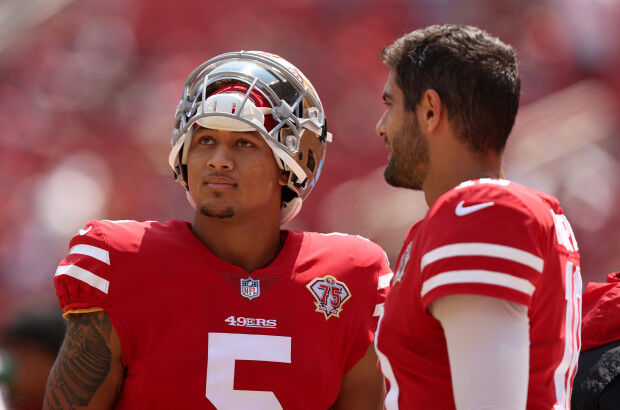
[[280, 197, 302, 224], [186, 191, 198, 209]]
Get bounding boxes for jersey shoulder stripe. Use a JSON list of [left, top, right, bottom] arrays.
[[420, 269, 536, 298], [68, 244, 110, 265], [55, 264, 110, 294], [421, 242, 544, 273]]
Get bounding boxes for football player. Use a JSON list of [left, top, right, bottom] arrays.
[[44, 51, 392, 409], [373, 25, 582, 409]]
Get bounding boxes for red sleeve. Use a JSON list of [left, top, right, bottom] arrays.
[[419, 185, 545, 309], [581, 272, 620, 351], [344, 239, 393, 373], [372, 249, 393, 331], [53, 220, 134, 365], [54, 220, 112, 313]]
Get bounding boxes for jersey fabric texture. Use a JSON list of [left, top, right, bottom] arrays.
[[580, 271, 620, 352], [54, 219, 392, 409], [375, 179, 581, 410]]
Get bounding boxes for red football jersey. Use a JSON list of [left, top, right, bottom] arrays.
[[54, 219, 392, 409], [375, 179, 581, 410]]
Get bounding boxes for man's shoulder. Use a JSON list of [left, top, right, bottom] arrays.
[[55, 219, 190, 311], [69, 219, 189, 253], [300, 231, 389, 271], [428, 179, 560, 226], [304, 231, 384, 253]]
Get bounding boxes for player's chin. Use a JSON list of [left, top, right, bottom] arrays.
[[384, 162, 422, 190], [199, 203, 235, 219], [383, 161, 401, 186]]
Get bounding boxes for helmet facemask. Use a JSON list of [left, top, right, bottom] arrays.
[[170, 51, 331, 224]]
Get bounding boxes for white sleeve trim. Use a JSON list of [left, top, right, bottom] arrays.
[[378, 273, 393, 289], [430, 294, 529, 410], [69, 244, 110, 265], [373, 303, 384, 317], [421, 242, 543, 273], [55, 265, 110, 294], [421, 270, 535, 298]]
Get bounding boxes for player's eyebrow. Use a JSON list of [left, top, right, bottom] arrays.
[[239, 131, 262, 141]]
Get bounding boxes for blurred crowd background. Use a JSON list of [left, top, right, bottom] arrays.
[[0, 0, 619, 406]]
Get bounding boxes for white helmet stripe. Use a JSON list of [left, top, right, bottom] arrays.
[[264, 138, 306, 182], [168, 133, 187, 170]]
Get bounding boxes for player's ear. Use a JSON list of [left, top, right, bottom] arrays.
[[420, 89, 442, 133]]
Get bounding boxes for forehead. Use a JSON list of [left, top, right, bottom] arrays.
[[194, 127, 262, 139]]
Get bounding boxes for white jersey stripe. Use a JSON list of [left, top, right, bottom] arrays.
[[373, 303, 384, 317], [421, 243, 543, 273], [378, 273, 394, 289], [420, 270, 535, 298], [55, 264, 110, 294], [69, 244, 110, 265]]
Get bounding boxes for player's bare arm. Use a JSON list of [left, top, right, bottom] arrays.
[[330, 344, 384, 410], [43, 311, 124, 409]]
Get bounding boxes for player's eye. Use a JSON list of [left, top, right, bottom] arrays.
[[199, 136, 215, 145], [236, 139, 254, 148]]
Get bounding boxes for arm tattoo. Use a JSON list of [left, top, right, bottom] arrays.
[[44, 311, 116, 408]]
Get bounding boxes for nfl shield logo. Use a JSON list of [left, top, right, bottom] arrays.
[[240, 277, 260, 300]]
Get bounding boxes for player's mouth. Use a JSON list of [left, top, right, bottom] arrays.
[[204, 175, 237, 190]]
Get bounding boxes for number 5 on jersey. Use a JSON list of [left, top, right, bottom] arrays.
[[206, 333, 291, 409]]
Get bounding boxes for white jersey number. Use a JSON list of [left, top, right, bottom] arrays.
[[206, 333, 291, 409], [550, 211, 582, 410], [553, 261, 582, 410]]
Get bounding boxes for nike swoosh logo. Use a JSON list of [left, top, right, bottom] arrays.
[[79, 226, 92, 235], [455, 201, 495, 216]]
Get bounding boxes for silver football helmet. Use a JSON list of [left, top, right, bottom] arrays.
[[169, 50, 332, 224]]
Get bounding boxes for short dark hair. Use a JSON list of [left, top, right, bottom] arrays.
[[382, 24, 520, 153]]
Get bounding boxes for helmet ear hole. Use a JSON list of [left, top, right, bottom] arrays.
[[281, 186, 297, 204], [306, 149, 316, 173]]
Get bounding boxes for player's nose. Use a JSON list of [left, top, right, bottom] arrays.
[[207, 146, 234, 171], [376, 112, 388, 141]]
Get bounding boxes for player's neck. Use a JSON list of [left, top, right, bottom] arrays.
[[423, 144, 502, 207], [191, 210, 283, 272]]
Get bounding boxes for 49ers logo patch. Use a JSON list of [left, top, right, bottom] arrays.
[[306, 276, 351, 320]]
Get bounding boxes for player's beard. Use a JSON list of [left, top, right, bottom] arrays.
[[384, 114, 429, 190], [199, 193, 235, 219], [200, 205, 235, 218]]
